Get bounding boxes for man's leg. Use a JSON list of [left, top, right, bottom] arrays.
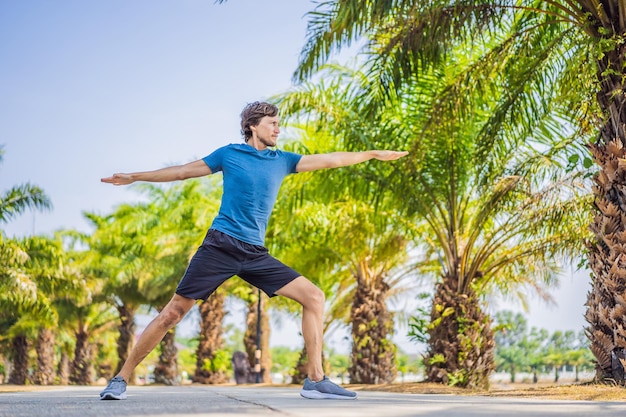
[[275, 276, 356, 399], [100, 294, 195, 399], [119, 294, 195, 380], [275, 276, 325, 381]]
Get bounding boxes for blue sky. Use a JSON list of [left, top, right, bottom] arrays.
[[1, 0, 312, 237], [0, 0, 590, 350]]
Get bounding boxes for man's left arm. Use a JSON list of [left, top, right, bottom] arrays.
[[295, 150, 409, 173]]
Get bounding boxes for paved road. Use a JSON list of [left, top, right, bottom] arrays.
[[1, 385, 625, 417]]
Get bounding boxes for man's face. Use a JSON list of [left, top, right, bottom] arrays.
[[251, 115, 280, 147]]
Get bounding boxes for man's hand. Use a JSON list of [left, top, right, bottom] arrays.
[[101, 173, 134, 186], [372, 150, 409, 161]]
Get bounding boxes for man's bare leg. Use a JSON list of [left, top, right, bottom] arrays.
[[276, 276, 356, 399], [275, 276, 326, 381], [117, 294, 196, 382]]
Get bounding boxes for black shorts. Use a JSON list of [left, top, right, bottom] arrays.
[[175, 229, 302, 301]]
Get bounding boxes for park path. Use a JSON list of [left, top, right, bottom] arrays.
[[1, 385, 625, 417]]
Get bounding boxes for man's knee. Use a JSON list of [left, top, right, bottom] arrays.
[[158, 300, 191, 329], [276, 276, 325, 312], [305, 286, 325, 313]]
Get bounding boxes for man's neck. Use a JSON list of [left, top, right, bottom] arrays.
[[247, 137, 269, 151]]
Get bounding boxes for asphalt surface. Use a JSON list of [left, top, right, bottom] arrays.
[[1, 385, 626, 417]]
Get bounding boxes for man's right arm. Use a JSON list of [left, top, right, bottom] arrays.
[[101, 159, 212, 186]]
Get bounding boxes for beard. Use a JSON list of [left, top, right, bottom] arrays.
[[259, 135, 277, 147]]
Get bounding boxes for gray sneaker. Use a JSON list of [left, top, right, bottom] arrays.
[[100, 376, 127, 400], [300, 376, 357, 400]]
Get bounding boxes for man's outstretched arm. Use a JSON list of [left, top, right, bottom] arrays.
[[296, 150, 409, 173], [101, 159, 212, 186]]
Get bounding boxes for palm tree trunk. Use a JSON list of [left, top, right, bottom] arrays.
[[33, 328, 56, 385], [244, 292, 272, 383], [115, 303, 136, 383], [193, 290, 229, 384], [290, 346, 328, 384], [349, 275, 396, 384], [8, 335, 30, 385], [291, 347, 308, 384], [424, 279, 495, 389], [57, 351, 70, 385], [70, 328, 94, 385], [154, 328, 178, 385], [585, 45, 626, 384]]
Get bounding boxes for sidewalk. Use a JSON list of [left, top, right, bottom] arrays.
[[1, 385, 625, 417]]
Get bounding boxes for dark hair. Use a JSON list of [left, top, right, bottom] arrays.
[[240, 101, 278, 142]]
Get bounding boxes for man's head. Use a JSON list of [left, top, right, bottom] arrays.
[[240, 101, 278, 142]]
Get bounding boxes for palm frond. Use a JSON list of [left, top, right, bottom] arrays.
[[0, 184, 52, 224]]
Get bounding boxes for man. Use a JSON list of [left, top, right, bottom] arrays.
[[99, 101, 408, 400]]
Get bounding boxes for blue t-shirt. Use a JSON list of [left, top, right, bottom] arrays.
[[202, 143, 302, 246]]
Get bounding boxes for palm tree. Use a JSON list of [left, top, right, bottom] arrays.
[[267, 211, 354, 384], [493, 311, 530, 383], [266, 197, 357, 383], [0, 237, 44, 384], [68, 300, 116, 385], [391, 67, 588, 389], [0, 235, 71, 385], [0, 147, 56, 384], [193, 288, 229, 384], [294, 201, 409, 384], [0, 233, 91, 386], [242, 288, 272, 383], [78, 210, 155, 382], [566, 349, 593, 382], [264, 154, 357, 383], [525, 327, 551, 384], [271, 82, 418, 383], [282, 55, 590, 388], [292, 0, 626, 385], [23, 235, 85, 385], [0, 146, 52, 225]]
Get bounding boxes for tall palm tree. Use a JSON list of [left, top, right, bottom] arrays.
[[293, 0, 626, 384], [242, 288, 272, 383], [267, 224, 356, 383], [193, 288, 229, 384], [0, 235, 73, 385], [281, 58, 590, 388], [68, 300, 116, 385], [266, 194, 358, 383], [398, 69, 588, 388], [264, 144, 359, 382], [23, 235, 85, 385], [271, 81, 418, 383], [285, 200, 410, 384], [0, 146, 55, 384], [78, 210, 154, 382]]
